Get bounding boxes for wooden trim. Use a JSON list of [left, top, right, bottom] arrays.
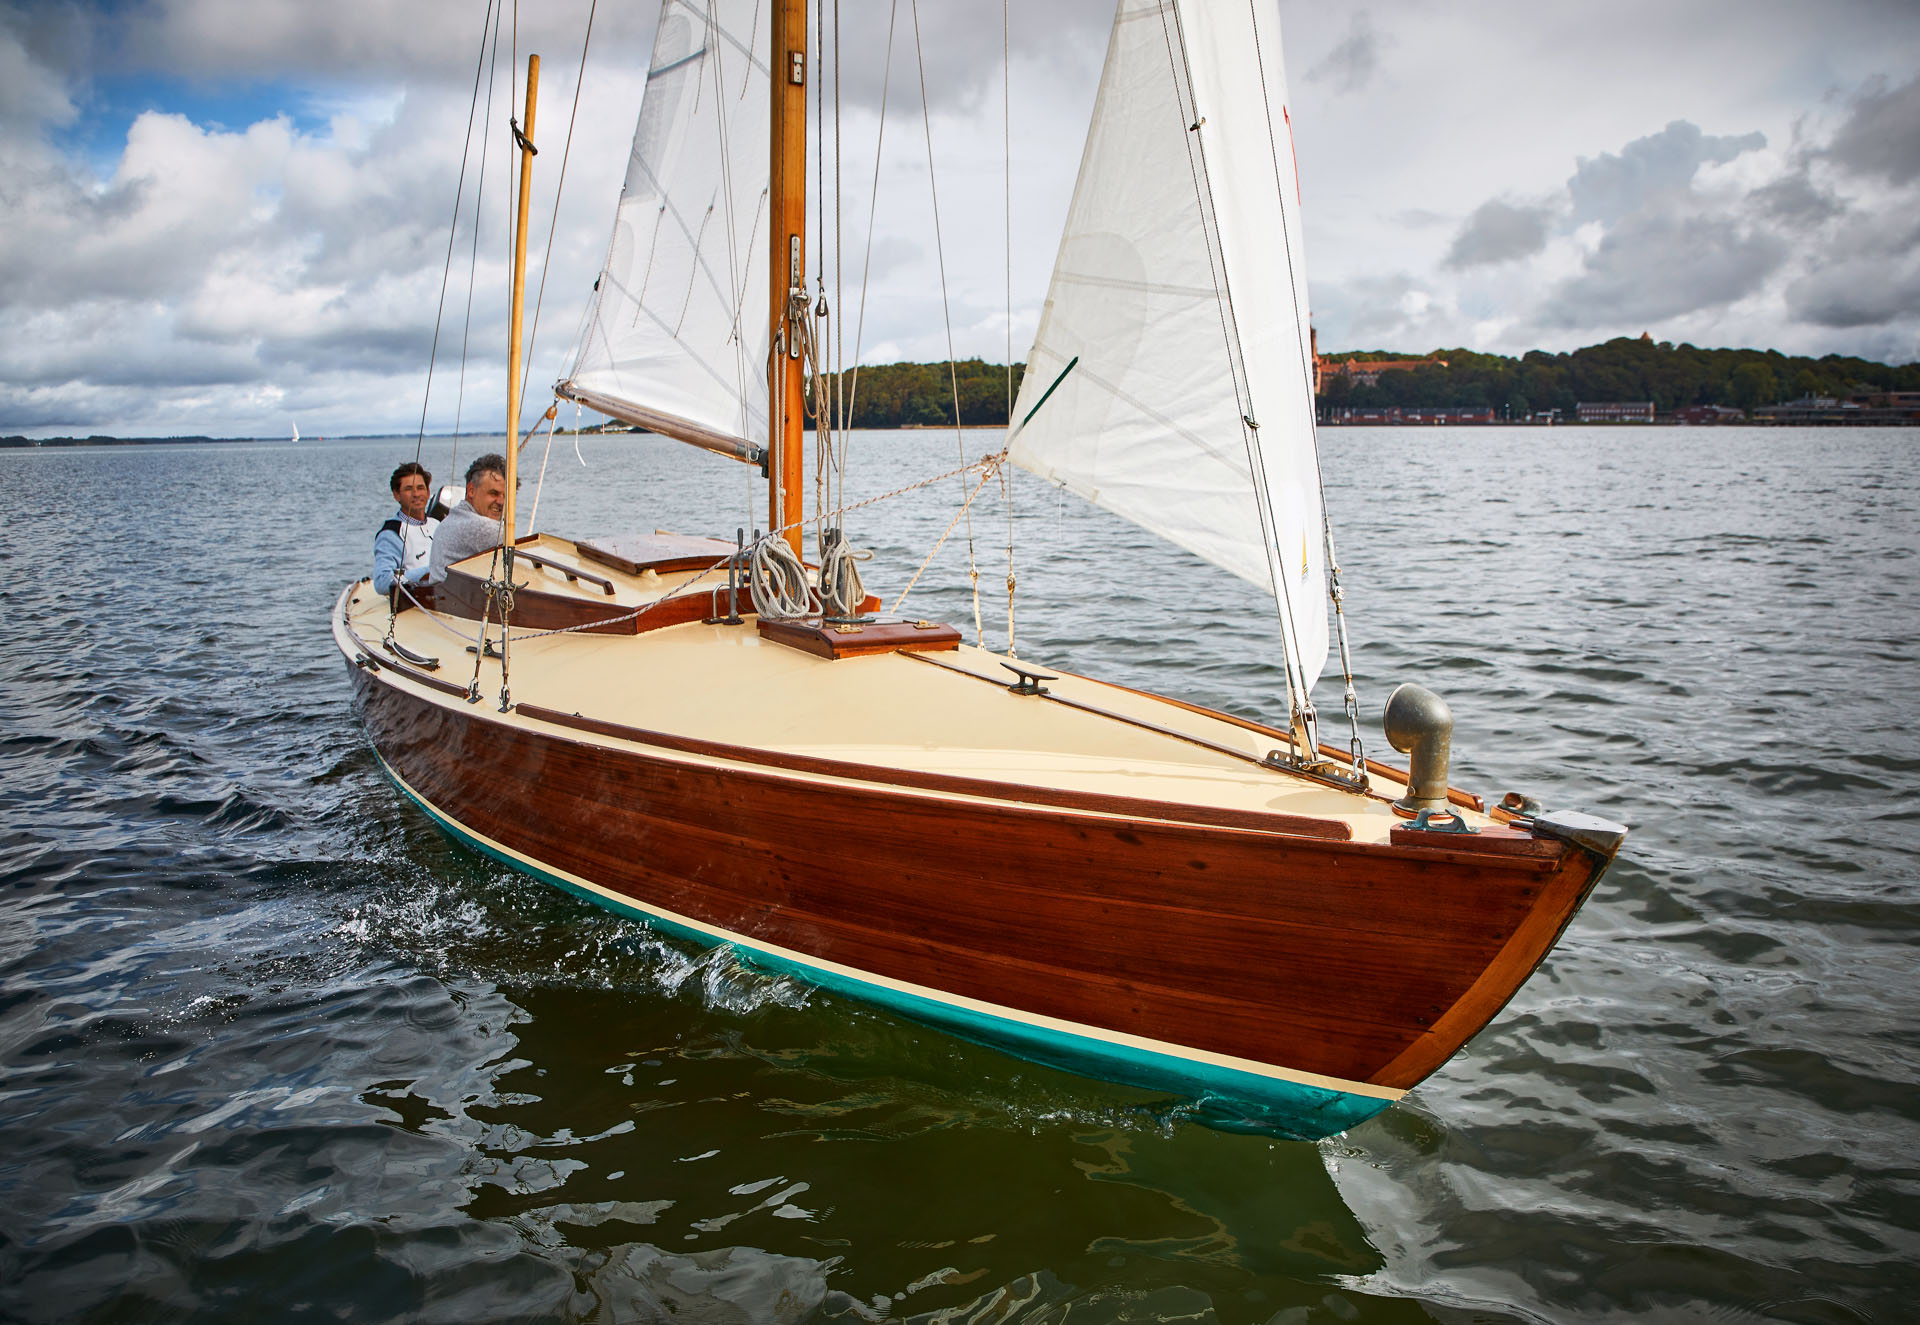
[[434, 567, 639, 635], [1369, 845, 1604, 1088], [911, 655, 1487, 812], [338, 605, 472, 699], [904, 650, 1298, 778], [515, 549, 616, 594], [574, 533, 735, 576], [512, 700, 1353, 841], [757, 616, 961, 659]]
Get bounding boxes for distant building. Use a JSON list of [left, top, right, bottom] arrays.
[[1323, 405, 1494, 425], [1576, 401, 1654, 422], [1754, 396, 1917, 426], [1850, 390, 1920, 411], [1317, 355, 1450, 389], [1675, 405, 1746, 425]]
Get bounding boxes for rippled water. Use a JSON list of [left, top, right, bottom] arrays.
[[2, 426, 1915, 1322]]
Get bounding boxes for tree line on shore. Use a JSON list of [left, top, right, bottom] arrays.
[[1315, 337, 1918, 415], [816, 359, 1026, 429], [813, 339, 1916, 428]]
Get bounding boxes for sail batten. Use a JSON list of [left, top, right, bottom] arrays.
[[1008, 0, 1330, 694]]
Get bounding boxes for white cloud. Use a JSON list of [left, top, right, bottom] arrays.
[[5, 0, 1920, 436]]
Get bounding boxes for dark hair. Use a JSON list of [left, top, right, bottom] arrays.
[[465, 453, 508, 485], [389, 461, 431, 493]]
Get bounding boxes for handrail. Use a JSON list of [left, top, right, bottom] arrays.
[[514, 549, 616, 594]]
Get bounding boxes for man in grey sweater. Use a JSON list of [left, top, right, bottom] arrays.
[[427, 453, 509, 583]]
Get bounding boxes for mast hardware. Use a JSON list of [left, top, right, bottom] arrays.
[[1002, 663, 1057, 697], [510, 116, 537, 155], [787, 236, 804, 358], [789, 50, 804, 85]]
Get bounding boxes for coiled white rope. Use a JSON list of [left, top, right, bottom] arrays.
[[818, 528, 871, 618], [749, 536, 818, 620]]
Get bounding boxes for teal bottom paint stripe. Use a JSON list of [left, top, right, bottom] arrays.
[[381, 759, 1394, 1139]]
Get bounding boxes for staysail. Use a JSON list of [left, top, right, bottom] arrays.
[[559, 0, 771, 463], [1007, 0, 1330, 693]]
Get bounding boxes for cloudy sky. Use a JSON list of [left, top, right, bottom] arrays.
[[4, 0, 1918, 438]]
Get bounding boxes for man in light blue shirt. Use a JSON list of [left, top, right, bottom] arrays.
[[372, 462, 437, 595]]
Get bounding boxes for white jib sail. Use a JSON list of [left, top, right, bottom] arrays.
[[560, 0, 771, 461], [1007, 0, 1330, 694]]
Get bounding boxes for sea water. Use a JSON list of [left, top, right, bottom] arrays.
[[0, 426, 1914, 1322]]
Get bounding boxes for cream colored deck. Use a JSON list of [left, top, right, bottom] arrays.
[[342, 535, 1459, 844]]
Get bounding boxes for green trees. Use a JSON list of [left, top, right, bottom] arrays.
[[1730, 362, 1778, 411], [822, 359, 1025, 430], [1319, 338, 1917, 415]]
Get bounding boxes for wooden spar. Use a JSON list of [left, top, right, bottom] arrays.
[[769, 0, 806, 555], [505, 54, 541, 541]]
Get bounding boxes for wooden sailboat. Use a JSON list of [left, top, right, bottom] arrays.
[[334, 0, 1625, 1139]]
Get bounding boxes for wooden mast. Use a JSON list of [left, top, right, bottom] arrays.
[[769, 0, 807, 556], [505, 54, 540, 541]]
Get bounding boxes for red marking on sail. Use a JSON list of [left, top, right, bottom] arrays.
[[1284, 105, 1301, 205]]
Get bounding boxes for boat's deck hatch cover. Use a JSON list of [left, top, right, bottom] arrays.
[[758, 616, 962, 660]]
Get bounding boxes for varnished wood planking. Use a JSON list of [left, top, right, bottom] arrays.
[[516, 702, 1357, 841], [353, 663, 1604, 1089]]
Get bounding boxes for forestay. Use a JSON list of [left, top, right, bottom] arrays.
[[1007, 0, 1330, 693], [559, 0, 772, 463]]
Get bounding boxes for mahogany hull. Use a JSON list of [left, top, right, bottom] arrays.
[[345, 652, 1608, 1138]]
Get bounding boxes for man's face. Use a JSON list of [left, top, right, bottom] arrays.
[[469, 470, 507, 520], [393, 473, 430, 521]]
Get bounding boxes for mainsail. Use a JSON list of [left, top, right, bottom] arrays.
[[1008, 0, 1330, 693], [559, 0, 771, 463]]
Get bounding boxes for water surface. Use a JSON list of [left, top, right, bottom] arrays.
[[1, 426, 1914, 1322]]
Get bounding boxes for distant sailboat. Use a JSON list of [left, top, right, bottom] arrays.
[[333, 0, 1625, 1138], [292, 421, 300, 444]]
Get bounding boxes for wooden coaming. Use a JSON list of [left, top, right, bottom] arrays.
[[349, 655, 1604, 1093], [431, 564, 728, 636]]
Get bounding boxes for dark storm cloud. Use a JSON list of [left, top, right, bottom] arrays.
[[1567, 120, 1766, 225], [1787, 261, 1920, 328], [1748, 172, 1843, 229], [1544, 212, 1788, 328], [1785, 213, 1920, 328], [255, 325, 438, 373], [1824, 73, 1920, 184], [1306, 12, 1385, 95], [1445, 199, 1551, 269]]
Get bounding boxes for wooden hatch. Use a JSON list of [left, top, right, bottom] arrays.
[[757, 615, 961, 660]]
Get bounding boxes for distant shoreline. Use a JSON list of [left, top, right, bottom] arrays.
[[8, 418, 1916, 448]]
